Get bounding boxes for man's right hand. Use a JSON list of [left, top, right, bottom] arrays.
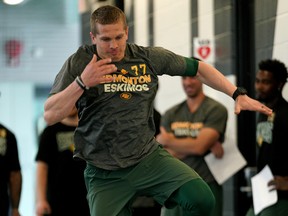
[[81, 54, 117, 88], [36, 200, 51, 216]]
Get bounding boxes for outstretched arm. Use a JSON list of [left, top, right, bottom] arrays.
[[196, 61, 272, 116]]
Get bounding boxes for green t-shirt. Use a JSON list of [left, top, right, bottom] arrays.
[[161, 96, 228, 182], [50, 43, 198, 170]]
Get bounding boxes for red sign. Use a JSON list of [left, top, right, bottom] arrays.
[[4, 39, 23, 67], [193, 38, 214, 63], [197, 46, 211, 59]]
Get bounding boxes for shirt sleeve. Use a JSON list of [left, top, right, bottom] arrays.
[[144, 47, 199, 76], [183, 57, 199, 76], [35, 126, 57, 164], [50, 46, 93, 95], [160, 109, 175, 133], [6, 130, 21, 172]]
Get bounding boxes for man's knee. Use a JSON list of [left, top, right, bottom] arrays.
[[167, 179, 215, 215]]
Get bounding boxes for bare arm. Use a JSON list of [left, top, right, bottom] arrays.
[[197, 61, 272, 115], [36, 161, 51, 216], [44, 81, 84, 125], [44, 54, 117, 125], [9, 170, 22, 216], [157, 126, 221, 156]]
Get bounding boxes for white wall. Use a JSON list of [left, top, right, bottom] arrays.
[[0, 83, 37, 216], [134, 0, 149, 46], [153, 0, 191, 114], [273, 0, 288, 100]]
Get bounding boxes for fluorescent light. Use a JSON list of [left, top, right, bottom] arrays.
[[3, 0, 25, 5]]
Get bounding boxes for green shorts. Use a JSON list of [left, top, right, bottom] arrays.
[[84, 146, 203, 216]]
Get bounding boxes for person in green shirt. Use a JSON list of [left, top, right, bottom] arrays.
[[157, 59, 228, 216], [43, 5, 272, 216]]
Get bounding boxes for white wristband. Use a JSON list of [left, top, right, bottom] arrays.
[[75, 76, 89, 90]]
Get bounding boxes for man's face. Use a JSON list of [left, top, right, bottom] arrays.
[[90, 20, 128, 62], [255, 70, 278, 102], [182, 76, 203, 98]]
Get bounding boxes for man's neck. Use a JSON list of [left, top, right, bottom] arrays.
[[186, 92, 205, 113]]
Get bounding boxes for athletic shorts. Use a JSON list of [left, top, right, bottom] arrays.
[[84, 145, 201, 216]]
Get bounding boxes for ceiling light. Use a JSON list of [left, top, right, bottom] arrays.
[[3, 0, 25, 5]]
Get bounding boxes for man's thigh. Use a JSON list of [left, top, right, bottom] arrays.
[[84, 164, 136, 216], [84, 146, 201, 215]]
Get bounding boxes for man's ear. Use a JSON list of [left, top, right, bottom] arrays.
[[125, 27, 129, 40], [90, 32, 96, 44], [278, 82, 285, 91]]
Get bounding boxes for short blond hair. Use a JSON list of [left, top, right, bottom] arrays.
[[90, 5, 127, 35]]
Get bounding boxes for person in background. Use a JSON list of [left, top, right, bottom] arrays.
[[246, 59, 288, 216], [0, 123, 22, 216], [43, 5, 272, 216], [157, 58, 228, 216], [268, 176, 288, 191], [35, 107, 89, 216]]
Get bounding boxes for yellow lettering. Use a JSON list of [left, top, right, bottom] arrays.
[[140, 64, 146, 75], [131, 65, 138, 75]]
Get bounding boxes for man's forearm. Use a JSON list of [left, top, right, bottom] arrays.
[[9, 171, 22, 209], [36, 162, 49, 202], [44, 80, 83, 125], [197, 61, 236, 97]]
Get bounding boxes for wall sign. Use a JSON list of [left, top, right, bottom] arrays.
[[193, 38, 215, 63], [4, 39, 23, 67]]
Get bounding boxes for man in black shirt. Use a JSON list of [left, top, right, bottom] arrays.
[[0, 123, 22, 216], [35, 108, 89, 216]]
